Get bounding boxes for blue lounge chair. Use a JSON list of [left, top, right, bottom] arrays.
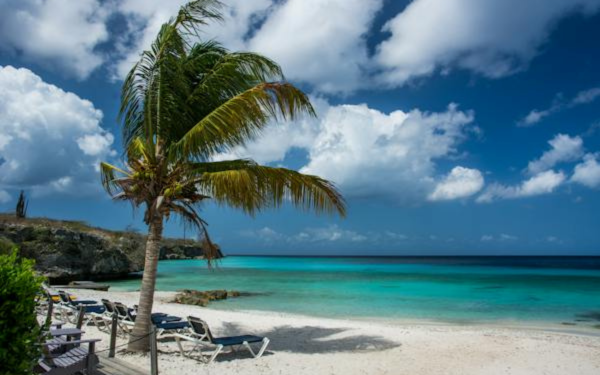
[[173, 316, 269, 363], [57, 291, 97, 306], [112, 302, 189, 336], [55, 292, 104, 324]]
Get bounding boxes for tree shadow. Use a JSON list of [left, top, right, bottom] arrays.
[[221, 322, 400, 355], [154, 322, 401, 363]]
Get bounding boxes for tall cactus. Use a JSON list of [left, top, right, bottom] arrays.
[[15, 190, 28, 219]]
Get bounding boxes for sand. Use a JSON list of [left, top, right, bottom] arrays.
[[57, 289, 600, 375]]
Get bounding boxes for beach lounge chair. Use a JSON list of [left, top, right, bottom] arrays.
[[55, 293, 105, 325], [36, 338, 101, 375], [173, 316, 269, 363], [108, 301, 189, 336], [128, 305, 182, 324], [57, 291, 98, 306], [115, 302, 189, 335]]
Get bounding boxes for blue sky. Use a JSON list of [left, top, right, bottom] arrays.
[[1, 0, 600, 255]]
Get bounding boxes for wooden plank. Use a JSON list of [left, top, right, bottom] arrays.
[[97, 354, 148, 375]]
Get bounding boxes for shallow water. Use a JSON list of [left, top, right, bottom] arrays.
[[107, 256, 600, 325]]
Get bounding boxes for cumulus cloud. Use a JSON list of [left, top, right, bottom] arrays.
[[526, 134, 584, 175], [0, 0, 110, 79], [428, 166, 484, 201], [477, 170, 566, 203], [299, 103, 476, 201], [248, 0, 381, 93], [0, 66, 116, 196], [374, 0, 600, 87], [112, 0, 266, 78], [219, 99, 477, 202], [571, 154, 600, 188], [112, 0, 381, 93]]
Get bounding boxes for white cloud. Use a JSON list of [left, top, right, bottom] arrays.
[[521, 109, 553, 126], [480, 234, 518, 241], [374, 0, 600, 87], [294, 225, 367, 243], [477, 170, 566, 203], [299, 103, 476, 201], [572, 87, 600, 104], [241, 225, 368, 244], [571, 154, 600, 188], [527, 134, 584, 175], [519, 86, 600, 126], [428, 166, 484, 201], [219, 100, 476, 202], [0, 190, 10, 204], [112, 0, 275, 79], [0, 0, 110, 79], [240, 226, 284, 243], [77, 134, 116, 157], [0, 66, 115, 196], [499, 233, 518, 241], [113, 0, 381, 93], [248, 0, 382, 93]]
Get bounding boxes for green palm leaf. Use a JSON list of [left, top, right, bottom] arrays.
[[171, 82, 315, 160], [192, 160, 346, 217]]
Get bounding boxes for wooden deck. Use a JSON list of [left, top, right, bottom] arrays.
[[96, 354, 148, 375]]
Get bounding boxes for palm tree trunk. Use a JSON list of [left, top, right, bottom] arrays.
[[127, 215, 163, 352]]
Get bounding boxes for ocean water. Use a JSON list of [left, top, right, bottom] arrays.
[[107, 256, 600, 325]]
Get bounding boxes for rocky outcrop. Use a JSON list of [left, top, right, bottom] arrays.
[[0, 215, 217, 283], [159, 243, 205, 260], [0, 221, 141, 282], [172, 289, 243, 307]]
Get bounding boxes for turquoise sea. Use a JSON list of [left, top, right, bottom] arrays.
[[107, 256, 600, 325]]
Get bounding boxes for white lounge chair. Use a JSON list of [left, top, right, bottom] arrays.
[[173, 316, 270, 363]]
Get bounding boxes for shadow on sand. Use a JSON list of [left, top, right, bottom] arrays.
[[155, 322, 400, 362]]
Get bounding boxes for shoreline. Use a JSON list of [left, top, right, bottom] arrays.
[[105, 286, 600, 336], [58, 288, 600, 375]]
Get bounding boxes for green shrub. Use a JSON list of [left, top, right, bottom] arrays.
[[0, 237, 15, 256], [0, 249, 44, 375]]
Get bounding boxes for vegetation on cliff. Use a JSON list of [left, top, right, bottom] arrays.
[[0, 213, 213, 282]]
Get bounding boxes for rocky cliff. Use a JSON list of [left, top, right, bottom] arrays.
[[0, 214, 213, 283]]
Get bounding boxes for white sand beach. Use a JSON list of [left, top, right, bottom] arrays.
[[57, 288, 600, 375]]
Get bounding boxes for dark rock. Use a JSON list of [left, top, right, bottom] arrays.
[[172, 289, 245, 307], [0, 221, 139, 282], [575, 311, 600, 321], [0, 215, 219, 283]]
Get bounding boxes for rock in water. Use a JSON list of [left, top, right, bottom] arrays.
[[172, 289, 244, 307]]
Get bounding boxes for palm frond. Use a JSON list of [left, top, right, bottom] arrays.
[[100, 162, 130, 196], [193, 161, 346, 217], [171, 83, 316, 160]]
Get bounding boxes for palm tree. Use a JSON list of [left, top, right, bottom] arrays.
[[100, 0, 346, 352]]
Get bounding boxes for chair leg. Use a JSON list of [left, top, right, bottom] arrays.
[[243, 338, 270, 358], [175, 337, 204, 359], [207, 345, 223, 364]]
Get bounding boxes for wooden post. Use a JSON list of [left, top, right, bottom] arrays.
[[150, 325, 158, 375], [76, 305, 85, 329], [87, 341, 96, 374], [109, 312, 118, 358], [45, 298, 54, 328]]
